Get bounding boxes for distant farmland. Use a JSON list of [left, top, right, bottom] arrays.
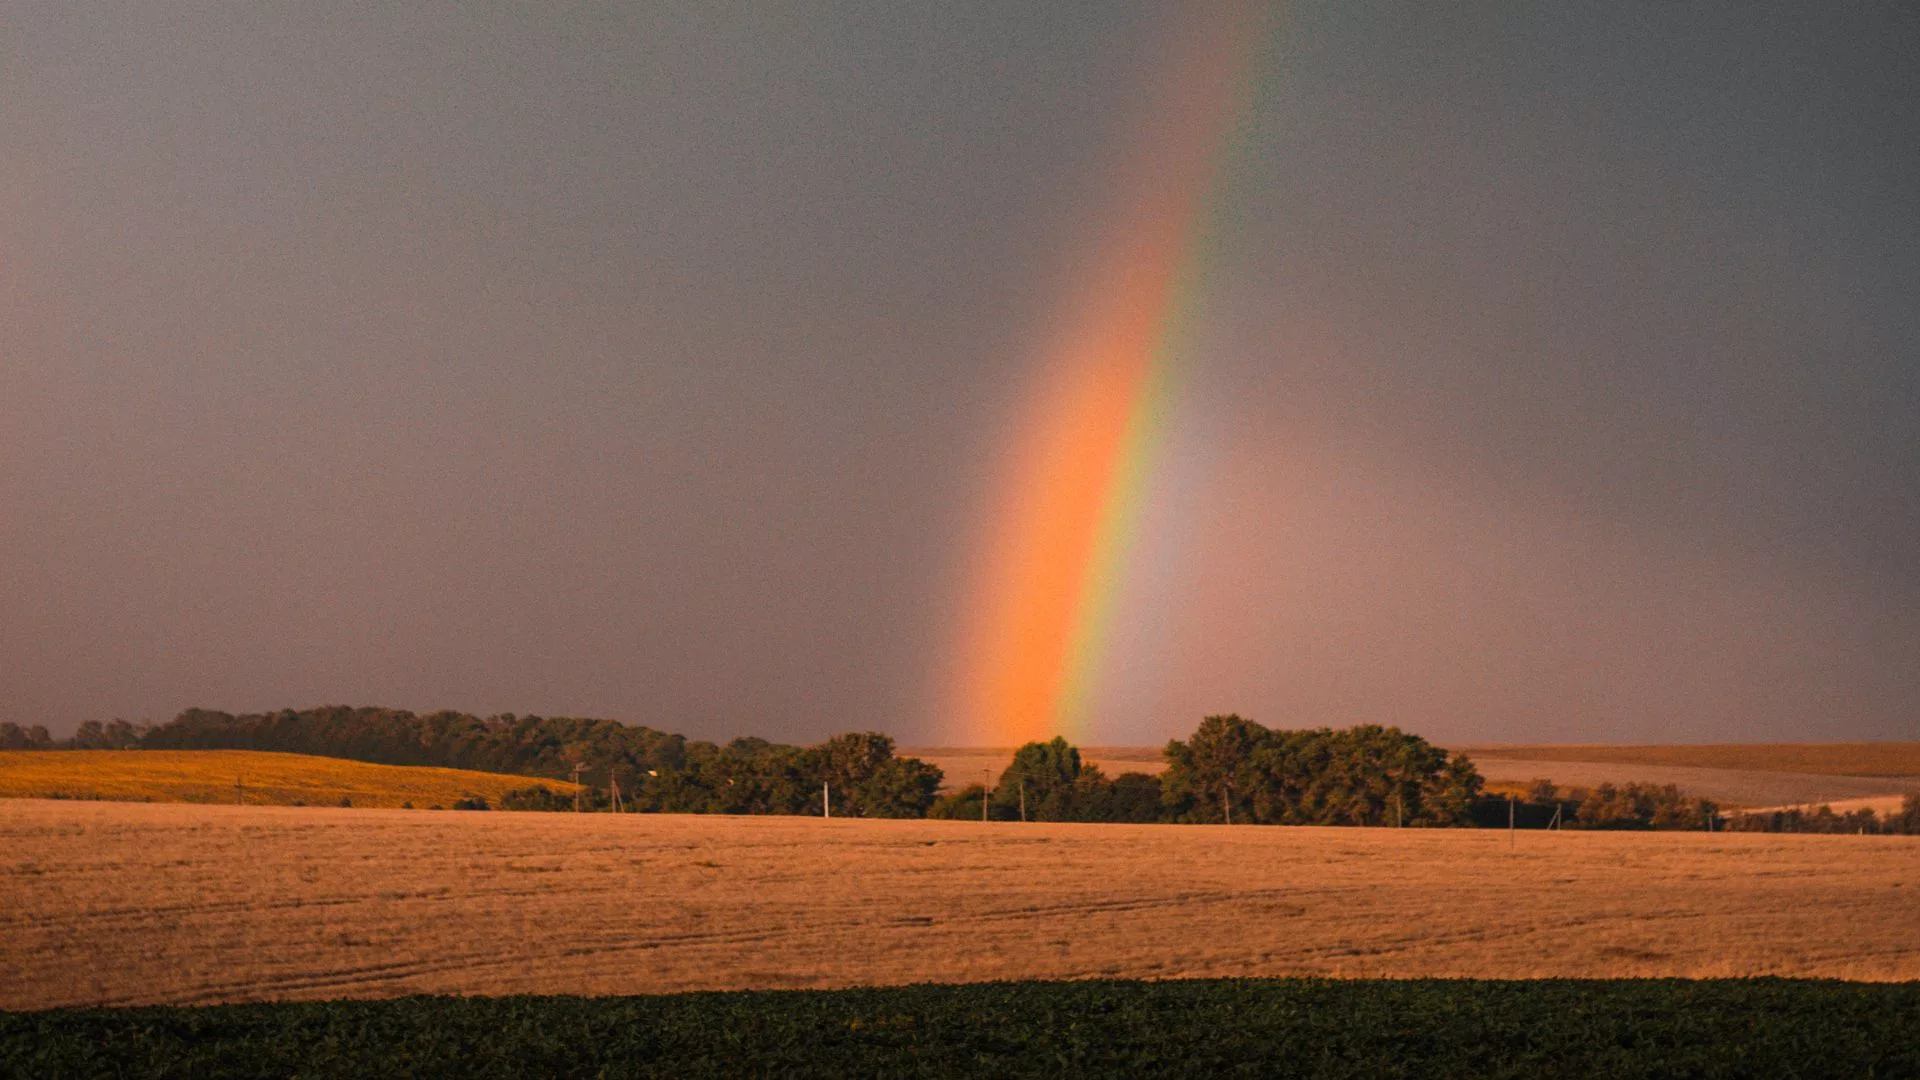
[[0, 750, 579, 809], [1462, 743, 1920, 778], [2, 800, 1915, 1009]]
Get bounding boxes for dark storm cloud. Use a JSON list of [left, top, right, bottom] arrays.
[[2, 3, 1914, 742]]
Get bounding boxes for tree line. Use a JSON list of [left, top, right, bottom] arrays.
[[7, 709, 1916, 833], [1496, 779, 1720, 831], [7, 709, 1484, 827], [1475, 778, 1920, 835], [5, 708, 935, 818], [1723, 800, 1920, 836], [923, 718, 1487, 827]]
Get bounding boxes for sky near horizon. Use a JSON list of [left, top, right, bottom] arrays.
[[3, 3, 1916, 745]]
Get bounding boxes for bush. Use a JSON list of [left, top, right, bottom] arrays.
[[926, 784, 992, 821], [498, 785, 572, 812]]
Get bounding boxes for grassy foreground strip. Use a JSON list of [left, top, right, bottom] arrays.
[[4, 979, 1917, 1079]]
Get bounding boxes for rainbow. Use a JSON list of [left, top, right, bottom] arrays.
[[954, 4, 1270, 746]]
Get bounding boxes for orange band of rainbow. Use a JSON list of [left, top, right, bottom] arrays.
[[955, 3, 1270, 745]]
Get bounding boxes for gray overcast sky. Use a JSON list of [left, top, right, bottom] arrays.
[[3, 2, 1916, 744]]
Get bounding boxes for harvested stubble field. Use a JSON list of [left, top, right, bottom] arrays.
[[0, 750, 578, 810], [3, 800, 1916, 1010]]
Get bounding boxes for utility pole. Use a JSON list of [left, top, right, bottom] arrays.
[[1508, 794, 1516, 848], [235, 776, 243, 806], [609, 770, 621, 814], [982, 786, 989, 822], [572, 763, 583, 812], [1019, 783, 1026, 822], [823, 780, 831, 819], [1222, 789, 1231, 826]]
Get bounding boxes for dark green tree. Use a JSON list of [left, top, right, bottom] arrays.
[[991, 737, 1083, 821], [925, 783, 991, 820], [1162, 714, 1262, 824]]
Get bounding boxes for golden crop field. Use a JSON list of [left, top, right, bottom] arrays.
[[0, 750, 579, 810], [2, 799, 1915, 1010], [1463, 743, 1920, 777]]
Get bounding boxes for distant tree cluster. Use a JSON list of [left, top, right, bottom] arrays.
[[632, 732, 941, 818], [13, 706, 944, 820], [497, 785, 575, 812], [15, 706, 1912, 835], [1161, 716, 1483, 826], [0, 723, 55, 749], [927, 720, 1483, 828], [140, 706, 690, 783], [4, 719, 147, 750], [1724, 795, 1920, 836], [926, 737, 1164, 823], [1485, 780, 1716, 830], [1574, 782, 1718, 829], [1491, 781, 1920, 835]]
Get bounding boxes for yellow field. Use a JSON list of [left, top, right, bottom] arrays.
[[2, 799, 1915, 1009], [0, 750, 579, 810], [1462, 743, 1920, 777]]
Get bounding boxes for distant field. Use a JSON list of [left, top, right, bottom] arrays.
[[1462, 743, 1920, 778], [0, 750, 578, 809], [3, 800, 1916, 1009]]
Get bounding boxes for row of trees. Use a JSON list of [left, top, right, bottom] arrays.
[[926, 719, 1484, 827], [1505, 780, 1720, 831], [1724, 799, 1920, 835], [5, 719, 150, 750], [7, 707, 943, 819], [458, 734, 948, 818], [12, 708, 1914, 833], [1162, 716, 1483, 826], [630, 733, 941, 817], [3, 722, 58, 749], [926, 738, 1165, 823], [8, 709, 1486, 827], [140, 707, 692, 781]]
